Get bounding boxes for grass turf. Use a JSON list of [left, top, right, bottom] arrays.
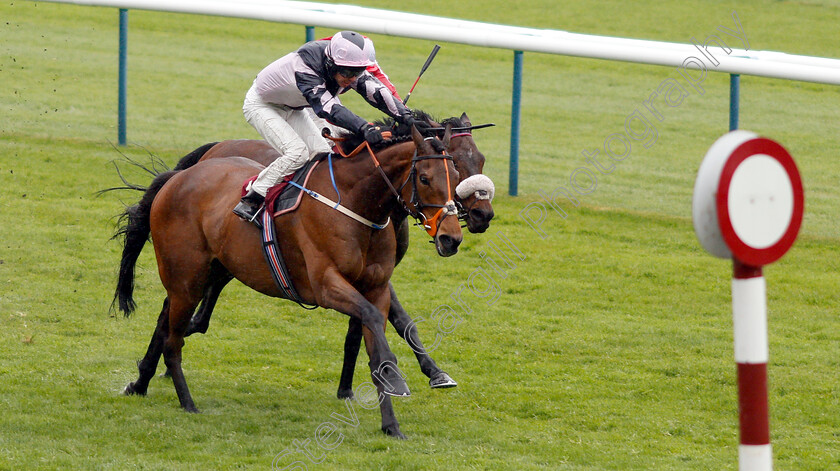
[[1, 1, 839, 469]]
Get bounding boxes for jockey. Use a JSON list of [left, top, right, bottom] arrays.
[[234, 31, 417, 221], [307, 34, 401, 137]]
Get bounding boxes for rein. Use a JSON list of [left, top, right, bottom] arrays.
[[430, 123, 495, 136]]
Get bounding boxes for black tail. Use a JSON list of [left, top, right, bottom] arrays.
[[111, 170, 179, 317], [173, 142, 219, 170]]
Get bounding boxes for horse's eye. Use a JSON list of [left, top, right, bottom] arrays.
[[419, 175, 430, 185]]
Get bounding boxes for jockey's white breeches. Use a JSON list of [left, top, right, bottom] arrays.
[[243, 83, 332, 196]]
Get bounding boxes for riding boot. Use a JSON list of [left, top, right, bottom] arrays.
[[233, 189, 265, 223]]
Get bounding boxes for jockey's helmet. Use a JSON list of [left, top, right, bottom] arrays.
[[326, 31, 376, 68]]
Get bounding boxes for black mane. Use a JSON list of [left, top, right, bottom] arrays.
[[335, 109, 455, 155]]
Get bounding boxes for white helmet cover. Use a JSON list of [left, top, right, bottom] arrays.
[[327, 31, 376, 67]]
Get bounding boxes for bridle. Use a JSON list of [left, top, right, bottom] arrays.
[[400, 143, 458, 237], [325, 131, 458, 237]]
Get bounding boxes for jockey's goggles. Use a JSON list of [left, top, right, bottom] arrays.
[[335, 66, 366, 78]]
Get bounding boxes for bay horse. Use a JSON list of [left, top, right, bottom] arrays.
[[170, 112, 495, 399], [114, 126, 461, 438]]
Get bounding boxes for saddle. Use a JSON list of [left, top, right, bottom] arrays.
[[240, 153, 328, 216]]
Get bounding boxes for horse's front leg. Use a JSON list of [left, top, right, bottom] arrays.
[[386, 282, 457, 389], [322, 282, 408, 396], [336, 281, 456, 399], [317, 272, 409, 438], [337, 218, 409, 399]]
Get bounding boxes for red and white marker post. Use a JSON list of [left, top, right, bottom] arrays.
[[692, 131, 804, 471]]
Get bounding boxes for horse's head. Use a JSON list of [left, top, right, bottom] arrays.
[[403, 125, 463, 257], [441, 112, 495, 233]]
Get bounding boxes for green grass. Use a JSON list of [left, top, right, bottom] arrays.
[[2, 1, 839, 469]]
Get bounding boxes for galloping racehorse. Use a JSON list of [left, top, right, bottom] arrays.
[[171, 112, 496, 398], [113, 126, 461, 438]]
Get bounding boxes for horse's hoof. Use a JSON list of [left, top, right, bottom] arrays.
[[123, 382, 146, 396], [183, 404, 200, 414], [429, 372, 457, 389], [378, 364, 411, 397], [337, 388, 354, 400], [380, 378, 411, 397], [382, 426, 407, 440], [160, 369, 173, 379], [382, 386, 410, 397]]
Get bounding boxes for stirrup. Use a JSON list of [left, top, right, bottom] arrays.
[[233, 201, 264, 225]]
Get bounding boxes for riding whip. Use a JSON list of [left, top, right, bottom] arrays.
[[403, 44, 441, 105]]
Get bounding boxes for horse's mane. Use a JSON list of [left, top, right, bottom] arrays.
[[335, 109, 452, 155]]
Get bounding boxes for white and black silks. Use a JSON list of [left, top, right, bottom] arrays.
[[254, 40, 412, 135]]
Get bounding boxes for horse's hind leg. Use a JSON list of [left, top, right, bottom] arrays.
[[160, 266, 231, 378], [185, 261, 233, 337], [159, 294, 200, 412], [125, 297, 170, 396]]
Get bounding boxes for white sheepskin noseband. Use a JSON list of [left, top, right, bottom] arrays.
[[455, 174, 495, 202]]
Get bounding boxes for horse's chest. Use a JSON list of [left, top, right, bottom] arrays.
[[360, 262, 389, 285], [337, 247, 394, 290], [323, 231, 395, 288]]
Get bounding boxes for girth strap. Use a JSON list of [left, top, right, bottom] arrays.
[[259, 209, 318, 310]]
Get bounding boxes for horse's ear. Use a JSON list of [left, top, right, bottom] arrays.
[[443, 124, 452, 148], [460, 112, 472, 127], [410, 124, 425, 148]]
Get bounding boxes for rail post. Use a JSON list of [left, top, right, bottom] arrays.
[[509, 50, 523, 196], [118, 8, 128, 146]]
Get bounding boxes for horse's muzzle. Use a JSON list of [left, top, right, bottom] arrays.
[[466, 207, 495, 233], [435, 233, 462, 257]]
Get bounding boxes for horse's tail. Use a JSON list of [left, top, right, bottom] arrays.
[[173, 142, 219, 170], [111, 170, 179, 317]]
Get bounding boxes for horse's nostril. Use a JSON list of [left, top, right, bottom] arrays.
[[438, 234, 461, 252], [470, 208, 494, 223]]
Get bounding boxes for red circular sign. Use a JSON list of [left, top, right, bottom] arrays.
[[716, 138, 804, 266]]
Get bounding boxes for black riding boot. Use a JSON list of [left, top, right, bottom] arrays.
[[233, 189, 265, 223]]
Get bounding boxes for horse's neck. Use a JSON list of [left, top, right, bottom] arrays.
[[332, 141, 415, 222]]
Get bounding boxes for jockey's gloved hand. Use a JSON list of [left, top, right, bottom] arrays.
[[400, 115, 416, 129], [400, 115, 432, 136], [362, 123, 385, 146]]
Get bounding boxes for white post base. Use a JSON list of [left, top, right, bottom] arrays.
[[739, 444, 773, 471]]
